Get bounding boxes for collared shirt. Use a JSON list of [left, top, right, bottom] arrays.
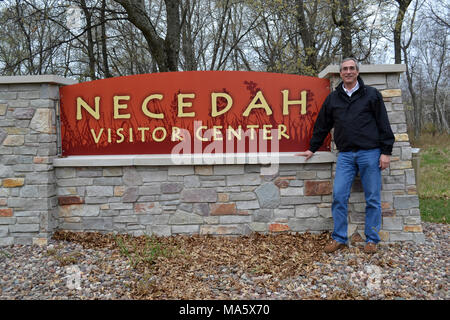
[[343, 82, 359, 97]]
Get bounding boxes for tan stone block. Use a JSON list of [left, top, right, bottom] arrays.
[[210, 203, 237, 215], [0, 208, 13, 217], [390, 160, 412, 170], [407, 186, 417, 195], [33, 156, 51, 164], [200, 225, 241, 235], [0, 104, 7, 116], [3, 135, 24, 146], [103, 168, 122, 176], [317, 203, 331, 208], [381, 89, 402, 98], [3, 178, 24, 187], [203, 216, 219, 224], [379, 230, 390, 242], [6, 127, 28, 134], [390, 169, 405, 176], [269, 223, 290, 232], [29, 108, 54, 133], [59, 187, 77, 195], [217, 193, 229, 202], [194, 165, 213, 175], [404, 225, 423, 232], [114, 186, 125, 197], [395, 133, 409, 142]]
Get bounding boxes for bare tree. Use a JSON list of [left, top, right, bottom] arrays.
[[113, 0, 181, 72], [417, 13, 449, 134], [0, 0, 69, 75], [247, 0, 341, 75], [429, 0, 449, 29], [400, 0, 422, 138], [401, 0, 449, 137]]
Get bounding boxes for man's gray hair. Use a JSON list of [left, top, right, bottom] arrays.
[[340, 57, 359, 71]]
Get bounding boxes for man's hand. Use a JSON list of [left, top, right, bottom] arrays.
[[295, 150, 314, 161], [379, 154, 390, 170]]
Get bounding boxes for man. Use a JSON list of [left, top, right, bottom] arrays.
[[297, 57, 394, 254]]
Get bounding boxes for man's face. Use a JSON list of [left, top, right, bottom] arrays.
[[340, 60, 359, 88]]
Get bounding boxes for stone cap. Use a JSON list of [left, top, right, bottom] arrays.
[[53, 152, 336, 167], [318, 64, 406, 79], [0, 75, 78, 86]]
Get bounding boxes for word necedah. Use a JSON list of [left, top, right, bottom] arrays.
[[76, 90, 308, 120]]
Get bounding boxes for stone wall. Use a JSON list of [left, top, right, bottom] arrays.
[[54, 163, 336, 237], [0, 76, 76, 245], [0, 66, 424, 246]]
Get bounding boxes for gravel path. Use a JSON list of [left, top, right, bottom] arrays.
[[0, 222, 448, 300]]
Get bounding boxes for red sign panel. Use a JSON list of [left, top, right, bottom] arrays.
[[59, 71, 331, 156]]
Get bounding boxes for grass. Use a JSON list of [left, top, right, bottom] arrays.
[[419, 198, 448, 223], [410, 132, 450, 223], [0, 250, 11, 258], [115, 234, 172, 269], [45, 247, 83, 266]]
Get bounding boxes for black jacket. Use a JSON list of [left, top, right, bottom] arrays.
[[309, 76, 394, 155]]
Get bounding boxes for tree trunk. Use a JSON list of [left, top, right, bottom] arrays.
[[164, 0, 181, 71], [331, 0, 353, 58], [297, 0, 317, 73], [402, 45, 421, 139], [80, 0, 97, 80], [180, 0, 197, 71], [114, 0, 181, 72], [100, 0, 112, 78], [394, 0, 412, 64], [340, 0, 352, 58]]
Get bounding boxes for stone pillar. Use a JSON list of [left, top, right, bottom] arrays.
[[319, 64, 425, 243], [0, 75, 77, 245]]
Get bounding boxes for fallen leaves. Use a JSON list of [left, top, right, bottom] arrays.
[[52, 230, 333, 299], [52, 230, 445, 300]]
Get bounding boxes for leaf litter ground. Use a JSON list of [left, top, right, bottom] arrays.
[[52, 226, 448, 300], [52, 230, 336, 299]]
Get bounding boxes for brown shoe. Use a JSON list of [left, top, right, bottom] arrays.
[[324, 240, 346, 253], [363, 242, 377, 254]]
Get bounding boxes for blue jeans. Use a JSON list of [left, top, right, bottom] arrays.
[[332, 148, 382, 244]]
